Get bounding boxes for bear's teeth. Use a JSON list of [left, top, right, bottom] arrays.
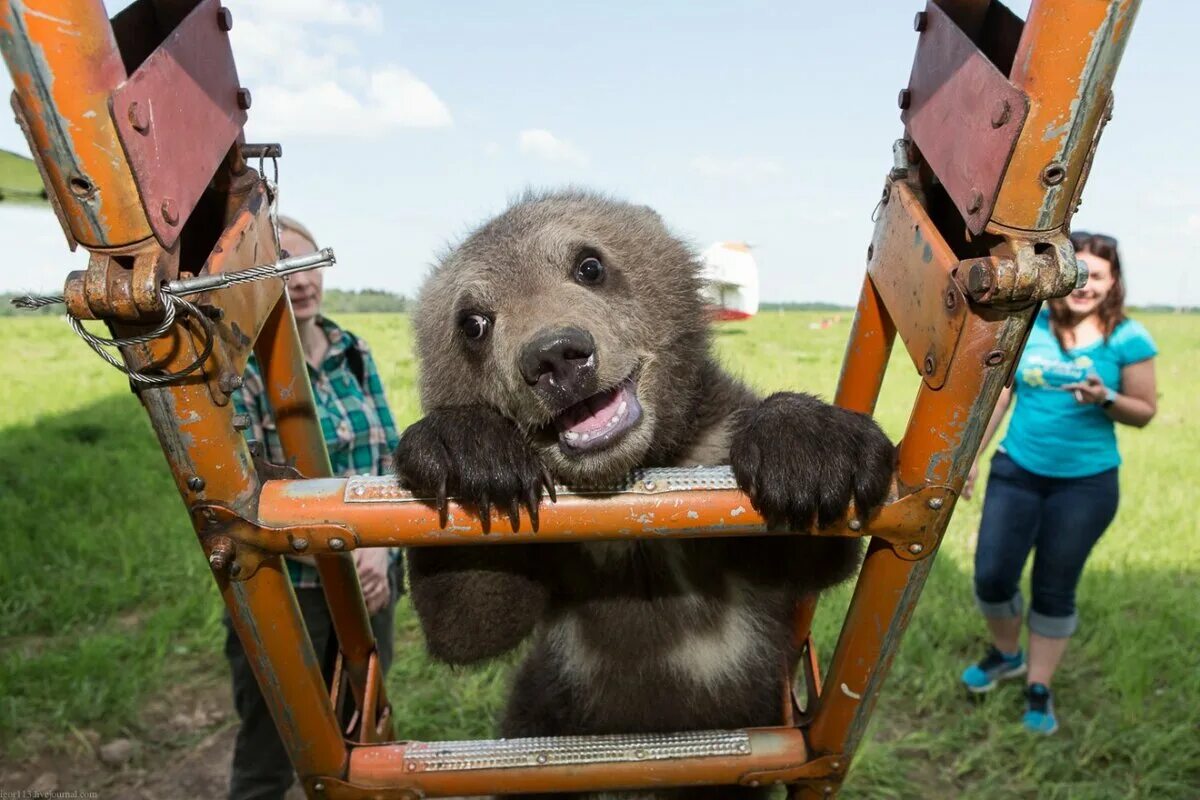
[[564, 431, 578, 441], [618, 401, 628, 415], [581, 432, 591, 442]]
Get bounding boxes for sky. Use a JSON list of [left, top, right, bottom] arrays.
[[1, 1, 1197, 306]]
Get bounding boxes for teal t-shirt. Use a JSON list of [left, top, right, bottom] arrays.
[[1001, 308, 1157, 479]]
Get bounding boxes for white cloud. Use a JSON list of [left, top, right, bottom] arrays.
[[518, 129, 589, 167], [229, 2, 451, 139], [1186, 212, 1200, 233], [690, 155, 784, 182]]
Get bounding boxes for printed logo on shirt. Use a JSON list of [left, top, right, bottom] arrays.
[[1020, 354, 1093, 390]]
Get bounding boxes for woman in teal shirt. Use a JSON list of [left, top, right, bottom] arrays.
[[959, 232, 1158, 734]]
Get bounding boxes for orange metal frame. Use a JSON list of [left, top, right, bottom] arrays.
[[0, 1, 1140, 797]]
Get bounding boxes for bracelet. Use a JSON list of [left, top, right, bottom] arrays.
[[1101, 387, 1117, 408]]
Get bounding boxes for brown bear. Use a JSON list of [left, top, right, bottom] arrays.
[[394, 190, 894, 799]]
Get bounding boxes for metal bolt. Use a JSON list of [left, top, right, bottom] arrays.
[[966, 189, 983, 215], [644, 481, 656, 491], [913, 11, 927, 31], [985, 350, 1005, 366], [848, 519, 863, 532], [232, 413, 252, 431], [219, 373, 244, 393], [217, 6, 233, 31], [908, 543, 924, 555], [208, 537, 234, 571], [831, 759, 842, 771], [229, 562, 242, 577], [923, 355, 936, 375], [128, 101, 150, 133], [967, 260, 995, 297], [867, 243, 874, 261], [945, 288, 957, 310], [991, 99, 1011, 128], [161, 198, 179, 225], [898, 89, 912, 110], [329, 537, 346, 551], [927, 497, 944, 510], [292, 537, 309, 552], [237, 87, 253, 110], [187, 476, 205, 492], [313, 782, 324, 793]]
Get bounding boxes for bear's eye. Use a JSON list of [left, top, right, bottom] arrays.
[[460, 313, 491, 341], [574, 255, 605, 286]]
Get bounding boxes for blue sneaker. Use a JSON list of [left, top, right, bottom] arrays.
[[960, 645, 1026, 693], [1022, 683, 1059, 734]]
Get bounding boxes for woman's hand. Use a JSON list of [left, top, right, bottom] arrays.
[[1062, 374, 1108, 405], [354, 548, 392, 614], [963, 461, 980, 500]]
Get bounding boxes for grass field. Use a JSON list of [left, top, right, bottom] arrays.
[[1, 310, 1197, 798]]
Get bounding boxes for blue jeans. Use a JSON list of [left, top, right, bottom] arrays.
[[974, 451, 1119, 638]]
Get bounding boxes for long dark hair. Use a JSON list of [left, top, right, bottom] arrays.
[[1049, 231, 1127, 350]]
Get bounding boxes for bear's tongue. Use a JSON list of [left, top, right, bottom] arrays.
[[555, 379, 643, 451]]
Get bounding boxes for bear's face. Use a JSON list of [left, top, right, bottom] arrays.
[[414, 192, 711, 484]]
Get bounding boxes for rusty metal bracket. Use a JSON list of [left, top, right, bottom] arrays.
[[741, 753, 846, 790], [63, 247, 173, 322], [868, 180, 966, 390], [194, 502, 358, 581], [110, 0, 247, 249], [902, 1, 1029, 233], [864, 485, 948, 561]]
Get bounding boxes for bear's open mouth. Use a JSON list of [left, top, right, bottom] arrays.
[[553, 373, 643, 453]]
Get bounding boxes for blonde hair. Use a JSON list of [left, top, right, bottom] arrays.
[[277, 215, 318, 251]]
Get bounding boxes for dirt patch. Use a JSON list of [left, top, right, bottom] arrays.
[[0, 671, 305, 800]]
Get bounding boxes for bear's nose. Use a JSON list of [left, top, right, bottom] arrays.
[[520, 327, 596, 394]]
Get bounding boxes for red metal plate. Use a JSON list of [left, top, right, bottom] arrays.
[[110, 0, 246, 249], [901, 1, 1029, 234]]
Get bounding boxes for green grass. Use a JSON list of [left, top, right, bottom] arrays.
[[1, 310, 1197, 798]]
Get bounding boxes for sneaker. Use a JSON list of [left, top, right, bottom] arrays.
[[960, 645, 1027, 693], [1022, 683, 1059, 734]]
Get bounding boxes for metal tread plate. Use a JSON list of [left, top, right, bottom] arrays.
[[345, 466, 740, 503], [403, 729, 751, 772]]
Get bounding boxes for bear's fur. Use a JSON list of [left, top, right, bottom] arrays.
[[394, 190, 895, 800]]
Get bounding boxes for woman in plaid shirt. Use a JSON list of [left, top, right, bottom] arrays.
[[224, 216, 403, 800]]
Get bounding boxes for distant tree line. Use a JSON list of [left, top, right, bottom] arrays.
[[321, 288, 408, 313], [2, 292, 1195, 319]]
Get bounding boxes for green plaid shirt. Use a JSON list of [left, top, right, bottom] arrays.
[[233, 316, 401, 587]]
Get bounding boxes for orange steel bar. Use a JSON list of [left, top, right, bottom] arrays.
[[989, 0, 1141, 232], [222, 560, 349, 777], [255, 476, 944, 554], [807, 305, 1034, 760], [0, 0, 153, 248], [836, 275, 896, 416], [253, 296, 387, 733], [131, 310, 347, 779], [345, 727, 816, 796]]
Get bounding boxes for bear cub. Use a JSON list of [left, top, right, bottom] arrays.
[[394, 190, 894, 800]]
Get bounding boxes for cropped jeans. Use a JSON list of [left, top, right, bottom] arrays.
[[974, 450, 1119, 638]]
